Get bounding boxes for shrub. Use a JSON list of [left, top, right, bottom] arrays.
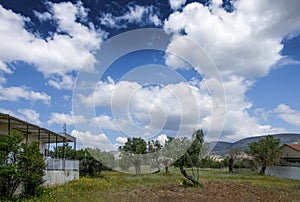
[[0, 132, 45, 200]]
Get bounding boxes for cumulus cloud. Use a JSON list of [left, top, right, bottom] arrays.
[[80, 75, 286, 142], [33, 10, 51, 22], [164, 1, 300, 78], [80, 77, 212, 139], [48, 112, 86, 125], [100, 5, 161, 29], [169, 0, 186, 10], [0, 2, 105, 90], [156, 134, 168, 145], [0, 85, 51, 104], [17, 108, 42, 125], [163, 0, 300, 141], [91, 115, 118, 131], [116, 136, 128, 144], [0, 108, 46, 127], [274, 104, 300, 128], [0, 108, 15, 116], [71, 129, 116, 151]]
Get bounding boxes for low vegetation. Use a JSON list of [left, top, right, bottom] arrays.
[[19, 168, 300, 202]]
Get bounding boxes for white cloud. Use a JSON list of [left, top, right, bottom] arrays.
[[91, 115, 118, 131], [48, 112, 86, 125], [71, 129, 116, 151], [81, 78, 212, 139], [0, 85, 51, 104], [100, 5, 161, 29], [17, 108, 42, 125], [149, 14, 161, 26], [116, 136, 127, 144], [169, 0, 186, 10], [123, 5, 148, 23], [47, 74, 74, 90], [0, 61, 12, 74], [163, 0, 300, 141], [0, 108, 46, 127], [33, 10, 51, 22], [81, 78, 117, 107], [0, 61, 12, 84], [164, 0, 300, 78], [274, 104, 300, 128], [0, 2, 105, 90], [156, 134, 168, 145], [0, 108, 15, 116]]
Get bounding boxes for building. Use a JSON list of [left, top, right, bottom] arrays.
[[0, 113, 79, 187], [280, 143, 300, 166]]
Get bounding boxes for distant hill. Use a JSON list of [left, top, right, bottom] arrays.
[[210, 133, 300, 157]]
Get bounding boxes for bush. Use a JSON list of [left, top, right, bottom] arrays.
[[0, 132, 45, 200], [233, 158, 255, 169], [19, 142, 45, 197]]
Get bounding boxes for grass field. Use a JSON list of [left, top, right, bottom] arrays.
[[19, 168, 300, 202]]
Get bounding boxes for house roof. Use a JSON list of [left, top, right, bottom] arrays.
[[0, 113, 75, 143], [285, 144, 300, 152]]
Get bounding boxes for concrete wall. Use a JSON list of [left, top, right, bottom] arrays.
[[266, 166, 300, 180], [43, 170, 79, 187], [13, 170, 79, 195]]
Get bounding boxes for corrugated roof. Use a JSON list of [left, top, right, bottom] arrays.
[[0, 113, 76, 143], [286, 144, 300, 152]]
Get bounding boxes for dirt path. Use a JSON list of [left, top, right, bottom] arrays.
[[113, 181, 300, 202]]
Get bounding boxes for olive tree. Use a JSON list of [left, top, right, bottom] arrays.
[[119, 137, 147, 174], [173, 129, 204, 185], [248, 135, 281, 175]]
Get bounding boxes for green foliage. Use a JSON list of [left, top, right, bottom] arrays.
[[200, 156, 225, 169], [0, 132, 45, 200], [228, 148, 241, 172], [0, 132, 23, 199], [173, 129, 204, 168], [119, 137, 147, 174], [148, 140, 162, 171], [51, 146, 113, 177], [88, 148, 116, 170], [172, 129, 205, 185], [121, 137, 147, 155], [19, 142, 45, 197], [49, 143, 75, 159], [248, 135, 282, 175], [232, 158, 255, 170], [118, 153, 131, 171], [76, 149, 103, 177]]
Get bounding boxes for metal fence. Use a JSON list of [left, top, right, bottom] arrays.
[[45, 158, 79, 171]]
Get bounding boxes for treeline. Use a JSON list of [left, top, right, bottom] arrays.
[[55, 131, 281, 179]]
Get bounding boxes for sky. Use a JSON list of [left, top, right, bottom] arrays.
[[0, 0, 300, 151]]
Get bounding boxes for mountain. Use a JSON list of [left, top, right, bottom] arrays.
[[210, 133, 300, 157], [208, 141, 232, 156]]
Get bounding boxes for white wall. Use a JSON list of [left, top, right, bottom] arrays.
[[266, 166, 300, 180], [43, 170, 79, 187]]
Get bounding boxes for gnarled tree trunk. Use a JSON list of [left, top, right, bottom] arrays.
[[260, 166, 266, 175], [165, 166, 169, 173], [228, 157, 234, 172], [132, 159, 142, 174], [180, 165, 200, 185]]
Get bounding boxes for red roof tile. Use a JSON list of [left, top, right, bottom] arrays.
[[286, 144, 300, 152]]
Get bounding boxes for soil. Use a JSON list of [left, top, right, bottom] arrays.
[[112, 181, 300, 202]]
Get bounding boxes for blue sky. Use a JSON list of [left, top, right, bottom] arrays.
[[0, 0, 300, 151]]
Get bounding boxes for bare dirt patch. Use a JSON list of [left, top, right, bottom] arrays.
[[114, 181, 300, 202]]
